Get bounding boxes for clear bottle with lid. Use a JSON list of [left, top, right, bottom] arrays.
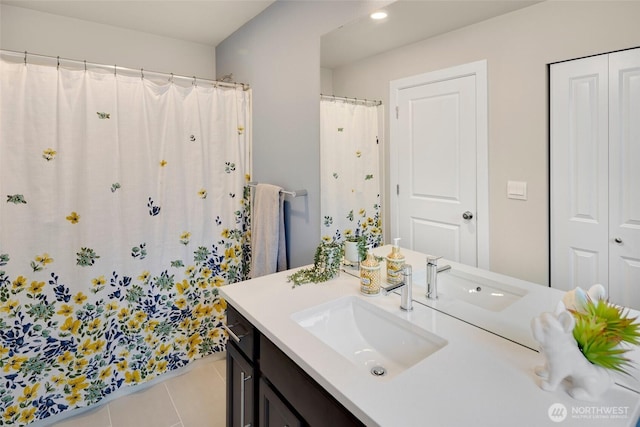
[[386, 238, 405, 285], [360, 246, 381, 296]]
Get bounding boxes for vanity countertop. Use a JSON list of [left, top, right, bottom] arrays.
[[369, 245, 640, 393], [220, 247, 640, 426]]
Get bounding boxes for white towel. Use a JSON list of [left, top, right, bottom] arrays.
[[250, 183, 287, 278]]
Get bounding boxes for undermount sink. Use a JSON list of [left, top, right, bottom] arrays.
[[434, 270, 527, 312], [291, 296, 447, 379]]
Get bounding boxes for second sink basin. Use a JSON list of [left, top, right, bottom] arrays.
[[291, 296, 447, 379], [436, 270, 527, 312]]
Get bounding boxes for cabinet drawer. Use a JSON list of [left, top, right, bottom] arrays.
[[226, 304, 256, 361]]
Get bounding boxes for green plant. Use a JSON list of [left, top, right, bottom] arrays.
[[570, 298, 640, 375], [287, 242, 342, 287]]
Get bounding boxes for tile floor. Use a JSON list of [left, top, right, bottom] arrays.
[[44, 354, 227, 427]]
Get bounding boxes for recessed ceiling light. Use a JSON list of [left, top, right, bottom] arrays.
[[370, 11, 388, 20]]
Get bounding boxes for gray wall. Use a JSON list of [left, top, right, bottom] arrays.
[[329, 1, 640, 285], [0, 4, 216, 79], [216, 1, 387, 268]]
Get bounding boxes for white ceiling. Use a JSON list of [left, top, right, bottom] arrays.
[[321, 0, 539, 69], [2, 0, 538, 68], [1, 0, 275, 47]]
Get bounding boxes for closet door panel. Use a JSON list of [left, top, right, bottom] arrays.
[[609, 48, 640, 309], [551, 55, 609, 291]]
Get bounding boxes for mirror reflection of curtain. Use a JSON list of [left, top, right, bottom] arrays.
[[320, 99, 382, 248], [0, 56, 251, 426]]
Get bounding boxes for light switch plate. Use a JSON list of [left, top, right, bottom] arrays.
[[507, 180, 527, 200]]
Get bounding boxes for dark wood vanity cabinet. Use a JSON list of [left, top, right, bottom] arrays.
[[226, 304, 365, 427]]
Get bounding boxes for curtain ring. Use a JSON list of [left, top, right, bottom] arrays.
[[169, 73, 174, 84], [24, 51, 27, 66], [114, 65, 117, 77], [57, 56, 60, 70], [141, 68, 144, 80], [84, 60, 87, 72], [192, 76, 197, 87]]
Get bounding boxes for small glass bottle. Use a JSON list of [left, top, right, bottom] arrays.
[[360, 246, 381, 296], [386, 237, 405, 285]]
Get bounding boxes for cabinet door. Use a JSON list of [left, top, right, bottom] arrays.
[[259, 335, 365, 427], [608, 48, 640, 309], [259, 378, 302, 427], [227, 343, 255, 427]]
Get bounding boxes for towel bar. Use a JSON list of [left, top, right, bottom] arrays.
[[247, 182, 307, 198]]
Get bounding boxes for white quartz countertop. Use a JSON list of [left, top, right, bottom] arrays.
[[220, 246, 640, 426], [369, 246, 640, 394]]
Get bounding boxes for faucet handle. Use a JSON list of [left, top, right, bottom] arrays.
[[426, 255, 441, 265]]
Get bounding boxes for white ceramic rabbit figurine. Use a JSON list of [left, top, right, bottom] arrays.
[[531, 292, 612, 401]]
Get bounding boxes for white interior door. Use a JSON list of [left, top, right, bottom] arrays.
[[608, 49, 640, 309], [390, 61, 488, 268], [550, 55, 609, 292]]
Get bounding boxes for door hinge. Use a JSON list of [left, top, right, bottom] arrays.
[[395, 106, 399, 119], [396, 184, 399, 195]]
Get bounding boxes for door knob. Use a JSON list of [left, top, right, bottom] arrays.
[[462, 211, 473, 220], [614, 237, 623, 244]]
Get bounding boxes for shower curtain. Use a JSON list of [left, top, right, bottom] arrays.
[[320, 99, 382, 248], [0, 56, 251, 426]]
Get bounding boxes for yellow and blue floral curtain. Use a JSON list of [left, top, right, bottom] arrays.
[[320, 99, 382, 247], [0, 55, 251, 426]]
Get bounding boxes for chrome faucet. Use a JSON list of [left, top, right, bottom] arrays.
[[382, 264, 413, 311], [426, 256, 451, 299]]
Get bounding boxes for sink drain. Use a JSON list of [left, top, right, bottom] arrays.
[[370, 366, 387, 377]]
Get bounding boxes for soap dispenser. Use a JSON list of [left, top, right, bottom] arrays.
[[360, 246, 381, 296], [386, 238, 405, 285]]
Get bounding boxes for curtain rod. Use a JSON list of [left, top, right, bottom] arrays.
[[0, 49, 250, 91], [321, 94, 382, 106]]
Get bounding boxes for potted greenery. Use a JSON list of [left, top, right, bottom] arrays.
[[532, 286, 640, 401], [570, 298, 640, 375], [343, 235, 367, 266], [287, 241, 342, 287]]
